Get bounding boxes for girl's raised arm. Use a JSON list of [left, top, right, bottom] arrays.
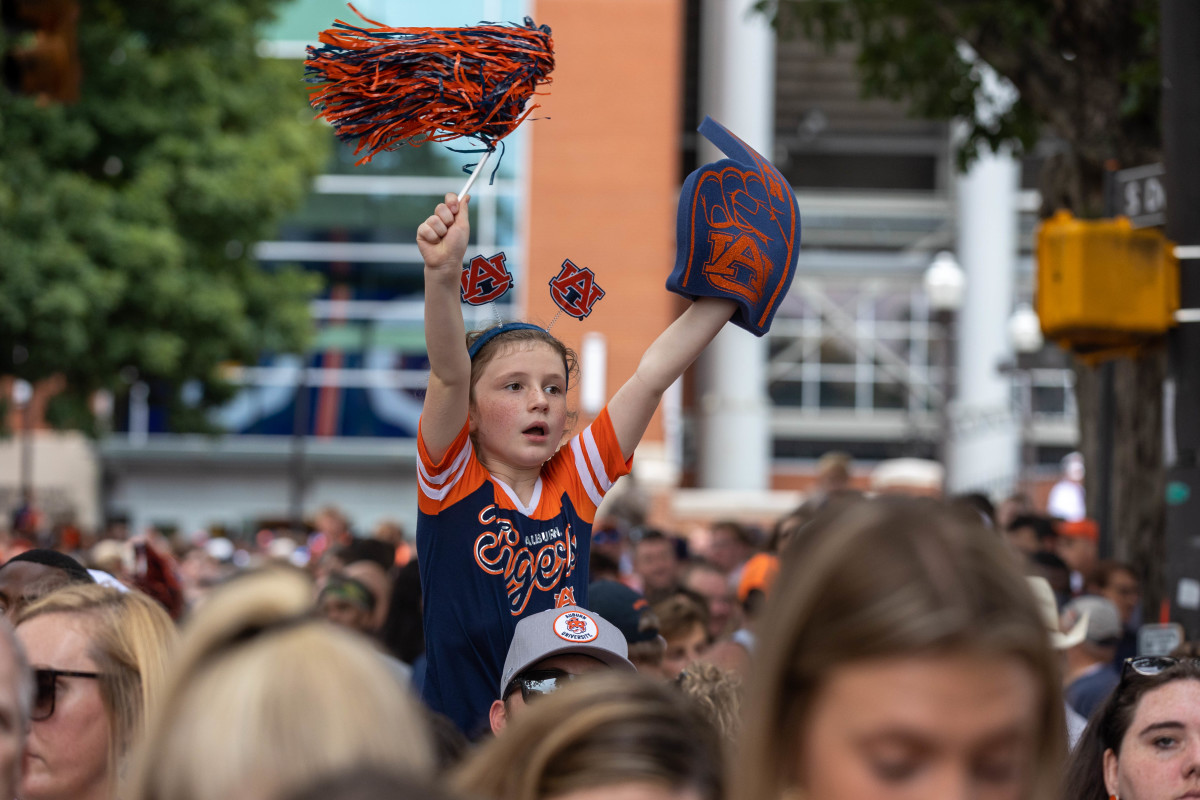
[[417, 193, 473, 463], [606, 296, 737, 461]]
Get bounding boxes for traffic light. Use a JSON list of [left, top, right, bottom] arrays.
[[2, 0, 80, 103], [1036, 210, 1180, 358]]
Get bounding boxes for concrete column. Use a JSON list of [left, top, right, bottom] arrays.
[[949, 144, 1021, 494], [695, 0, 775, 490]]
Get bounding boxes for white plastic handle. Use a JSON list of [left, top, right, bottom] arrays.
[[457, 149, 492, 201]]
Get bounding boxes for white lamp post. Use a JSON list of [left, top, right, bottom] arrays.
[[924, 251, 967, 313], [1008, 303, 1044, 355], [924, 252, 966, 484], [12, 379, 33, 502], [1007, 303, 1044, 488]]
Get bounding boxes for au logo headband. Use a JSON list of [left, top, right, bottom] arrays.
[[466, 322, 550, 359]]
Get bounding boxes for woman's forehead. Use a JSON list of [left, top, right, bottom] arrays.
[[18, 611, 97, 667], [1131, 678, 1200, 726]]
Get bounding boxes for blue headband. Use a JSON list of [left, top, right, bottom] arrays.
[[467, 322, 551, 359]]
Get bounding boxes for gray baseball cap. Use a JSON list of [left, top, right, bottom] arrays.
[[499, 605, 637, 696], [1062, 595, 1123, 646]]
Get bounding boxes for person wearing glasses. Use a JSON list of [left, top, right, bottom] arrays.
[[488, 605, 635, 736], [14, 585, 176, 800], [1064, 656, 1200, 800], [737, 497, 1067, 800], [0, 617, 33, 800], [456, 672, 722, 800]]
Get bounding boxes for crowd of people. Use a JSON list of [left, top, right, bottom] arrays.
[[0, 181, 1191, 800], [0, 476, 1191, 800]]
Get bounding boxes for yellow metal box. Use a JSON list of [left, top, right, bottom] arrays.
[[1036, 210, 1179, 346]]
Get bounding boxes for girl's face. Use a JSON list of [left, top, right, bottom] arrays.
[[470, 341, 569, 472], [796, 652, 1040, 800], [1104, 679, 1200, 800], [17, 612, 112, 800], [662, 623, 709, 680]]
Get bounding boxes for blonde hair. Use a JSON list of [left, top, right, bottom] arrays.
[[675, 662, 743, 749], [16, 585, 178, 792], [736, 496, 1065, 800], [454, 673, 722, 800], [126, 568, 432, 800]]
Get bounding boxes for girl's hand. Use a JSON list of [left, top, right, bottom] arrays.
[[417, 193, 471, 273]]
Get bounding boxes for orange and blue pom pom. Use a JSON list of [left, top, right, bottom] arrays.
[[305, 5, 554, 166]]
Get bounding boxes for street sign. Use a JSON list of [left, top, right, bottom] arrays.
[[1114, 163, 1167, 228], [1137, 622, 1184, 656]]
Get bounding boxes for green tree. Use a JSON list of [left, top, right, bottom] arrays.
[[0, 0, 329, 432], [760, 0, 1166, 605]]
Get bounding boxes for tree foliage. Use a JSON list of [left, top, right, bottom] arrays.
[[760, 0, 1161, 215], [0, 0, 330, 432]]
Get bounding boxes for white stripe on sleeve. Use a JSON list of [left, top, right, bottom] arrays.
[[581, 426, 614, 493], [417, 440, 473, 501], [571, 436, 605, 508]]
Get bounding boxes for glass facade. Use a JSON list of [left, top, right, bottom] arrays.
[[766, 267, 1077, 465], [225, 123, 523, 439]]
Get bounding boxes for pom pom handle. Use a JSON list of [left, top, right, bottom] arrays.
[[457, 149, 491, 200]]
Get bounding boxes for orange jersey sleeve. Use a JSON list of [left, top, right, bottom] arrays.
[[416, 420, 489, 515]]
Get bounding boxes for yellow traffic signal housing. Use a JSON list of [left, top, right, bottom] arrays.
[[1036, 210, 1180, 351]]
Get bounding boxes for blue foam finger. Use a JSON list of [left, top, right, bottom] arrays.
[[668, 117, 802, 336]]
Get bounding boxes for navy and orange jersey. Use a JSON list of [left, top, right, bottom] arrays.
[[415, 406, 632, 736]]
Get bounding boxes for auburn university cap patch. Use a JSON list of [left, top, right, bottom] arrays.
[[668, 117, 801, 336], [553, 610, 599, 643]]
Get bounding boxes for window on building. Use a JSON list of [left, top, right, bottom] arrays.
[[767, 274, 1077, 459]]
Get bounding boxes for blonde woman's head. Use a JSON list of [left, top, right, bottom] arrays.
[[455, 672, 723, 800], [126, 568, 432, 800], [15, 585, 177, 800]]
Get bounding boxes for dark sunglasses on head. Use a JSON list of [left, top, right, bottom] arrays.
[[1120, 655, 1200, 682], [33, 668, 102, 722], [501, 668, 577, 703]]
